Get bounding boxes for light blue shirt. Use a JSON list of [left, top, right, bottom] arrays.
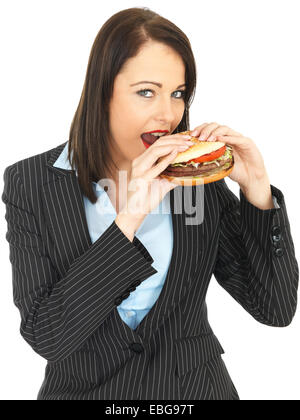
[[53, 142, 173, 330]]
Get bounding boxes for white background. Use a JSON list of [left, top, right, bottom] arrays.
[[1, 0, 299, 400]]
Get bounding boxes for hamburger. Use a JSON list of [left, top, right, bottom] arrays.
[[158, 130, 234, 186]]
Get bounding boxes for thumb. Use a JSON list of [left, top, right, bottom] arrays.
[[160, 176, 178, 192]]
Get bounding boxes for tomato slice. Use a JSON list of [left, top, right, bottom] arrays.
[[186, 145, 226, 164]]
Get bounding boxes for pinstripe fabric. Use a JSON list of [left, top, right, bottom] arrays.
[[53, 141, 175, 330], [2, 142, 298, 400]]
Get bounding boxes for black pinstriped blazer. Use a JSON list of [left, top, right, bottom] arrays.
[[2, 142, 299, 400]]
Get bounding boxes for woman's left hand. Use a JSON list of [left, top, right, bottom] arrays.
[[190, 122, 275, 210], [190, 122, 268, 190]]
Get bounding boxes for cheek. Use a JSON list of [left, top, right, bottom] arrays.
[[110, 98, 141, 137], [111, 128, 145, 161], [109, 97, 146, 160]]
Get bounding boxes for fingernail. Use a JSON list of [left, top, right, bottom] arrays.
[[190, 130, 197, 136], [182, 135, 192, 139], [199, 135, 206, 140]]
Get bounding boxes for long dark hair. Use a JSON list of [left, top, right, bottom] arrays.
[[68, 7, 197, 203]]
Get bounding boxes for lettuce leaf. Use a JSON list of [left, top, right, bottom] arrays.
[[170, 147, 232, 168]]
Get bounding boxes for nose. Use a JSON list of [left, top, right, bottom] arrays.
[[155, 95, 176, 124]]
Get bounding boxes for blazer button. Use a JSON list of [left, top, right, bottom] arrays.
[[114, 297, 123, 306], [272, 233, 282, 242], [127, 286, 136, 292], [129, 342, 144, 353], [272, 226, 281, 236], [274, 247, 284, 257]]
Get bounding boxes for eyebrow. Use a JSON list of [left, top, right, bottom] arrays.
[[130, 81, 186, 89]]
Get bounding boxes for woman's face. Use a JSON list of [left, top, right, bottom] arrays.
[[108, 41, 186, 175]]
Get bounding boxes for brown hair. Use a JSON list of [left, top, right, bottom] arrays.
[[68, 7, 197, 204]]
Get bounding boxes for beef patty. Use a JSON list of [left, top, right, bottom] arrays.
[[161, 156, 233, 177]]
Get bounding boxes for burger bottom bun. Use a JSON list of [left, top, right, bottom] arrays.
[[159, 164, 234, 186]]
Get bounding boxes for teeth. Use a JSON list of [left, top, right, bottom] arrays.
[[149, 132, 167, 137]]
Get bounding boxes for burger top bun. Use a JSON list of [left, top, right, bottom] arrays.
[[157, 130, 225, 164], [171, 139, 226, 164]]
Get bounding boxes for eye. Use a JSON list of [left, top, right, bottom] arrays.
[[136, 89, 186, 99]]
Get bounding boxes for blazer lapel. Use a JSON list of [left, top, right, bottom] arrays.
[[134, 184, 205, 338], [42, 143, 92, 275]]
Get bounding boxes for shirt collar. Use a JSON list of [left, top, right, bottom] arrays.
[[53, 141, 105, 194]]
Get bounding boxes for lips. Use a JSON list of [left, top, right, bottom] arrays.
[[141, 133, 159, 147], [141, 130, 169, 148]]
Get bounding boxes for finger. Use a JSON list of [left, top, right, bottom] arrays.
[[154, 134, 193, 146], [215, 135, 248, 147], [207, 126, 243, 141], [198, 122, 220, 140], [134, 135, 192, 167], [133, 144, 186, 175], [190, 123, 210, 137], [145, 148, 181, 181]]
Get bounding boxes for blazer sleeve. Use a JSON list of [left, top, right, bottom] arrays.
[[2, 164, 157, 363], [213, 179, 299, 327]]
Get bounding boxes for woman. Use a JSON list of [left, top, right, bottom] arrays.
[[2, 7, 298, 400]]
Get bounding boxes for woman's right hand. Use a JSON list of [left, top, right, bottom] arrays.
[[117, 133, 194, 228]]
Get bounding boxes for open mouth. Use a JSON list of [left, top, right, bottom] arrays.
[[141, 130, 169, 148]]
